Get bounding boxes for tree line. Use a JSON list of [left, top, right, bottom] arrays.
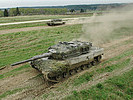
[[0, 7, 68, 17], [0, 3, 127, 17]]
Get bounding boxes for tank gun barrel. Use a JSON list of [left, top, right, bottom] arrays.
[[11, 53, 52, 66]]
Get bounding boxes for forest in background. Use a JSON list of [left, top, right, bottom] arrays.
[[0, 3, 131, 17]]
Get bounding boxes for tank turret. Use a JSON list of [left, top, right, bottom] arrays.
[[48, 41, 92, 60]]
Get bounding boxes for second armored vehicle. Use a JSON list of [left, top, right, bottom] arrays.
[[11, 41, 104, 82], [47, 19, 66, 26]]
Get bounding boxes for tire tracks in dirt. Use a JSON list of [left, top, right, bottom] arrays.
[[38, 36, 133, 100], [48, 63, 133, 100], [0, 25, 62, 35], [0, 19, 88, 35], [1, 35, 133, 99]]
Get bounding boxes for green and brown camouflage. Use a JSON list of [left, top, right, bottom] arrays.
[[11, 41, 104, 82], [48, 41, 92, 59]]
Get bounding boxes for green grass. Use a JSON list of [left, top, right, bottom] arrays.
[[1, 21, 133, 68], [97, 58, 131, 73], [68, 49, 132, 87], [40, 50, 133, 100], [66, 58, 131, 88], [0, 14, 93, 30], [0, 24, 82, 68], [1, 14, 133, 100], [102, 47, 133, 66], [0, 22, 47, 30], [65, 68, 133, 100], [73, 72, 94, 86], [0, 88, 23, 99], [43, 94, 50, 100], [0, 14, 92, 23], [0, 87, 29, 99], [0, 64, 30, 79]]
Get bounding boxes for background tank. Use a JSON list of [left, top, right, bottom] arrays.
[[47, 19, 66, 26], [11, 41, 104, 82]]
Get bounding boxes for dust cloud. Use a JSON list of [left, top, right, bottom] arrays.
[[78, 5, 133, 45], [66, 15, 96, 25]]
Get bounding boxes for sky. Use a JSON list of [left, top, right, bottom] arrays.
[[0, 0, 133, 8]]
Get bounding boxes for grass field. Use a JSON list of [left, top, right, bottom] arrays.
[[0, 16, 133, 100], [41, 47, 133, 99], [66, 68, 133, 100], [0, 22, 47, 30], [0, 14, 93, 30], [0, 14, 92, 23], [1, 22, 133, 68], [0, 24, 82, 68]]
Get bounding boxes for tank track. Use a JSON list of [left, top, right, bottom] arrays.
[[43, 55, 102, 82]]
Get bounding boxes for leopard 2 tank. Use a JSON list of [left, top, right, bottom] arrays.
[[11, 41, 104, 82], [47, 19, 66, 26]]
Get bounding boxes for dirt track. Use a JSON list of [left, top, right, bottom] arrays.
[[0, 23, 77, 35], [1, 34, 133, 100], [0, 25, 61, 35], [48, 62, 133, 100], [0, 17, 88, 26], [0, 15, 133, 99], [0, 17, 93, 35], [40, 36, 133, 100]]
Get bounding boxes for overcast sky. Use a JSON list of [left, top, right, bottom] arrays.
[[0, 0, 133, 8]]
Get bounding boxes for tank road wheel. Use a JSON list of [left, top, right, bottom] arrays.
[[91, 60, 97, 66], [56, 75, 62, 81], [94, 55, 102, 64], [84, 65, 88, 70], [75, 67, 81, 73], [80, 65, 87, 70], [97, 55, 102, 62], [47, 24, 50, 26], [69, 70, 75, 75], [61, 53, 66, 59], [87, 63, 92, 68], [63, 72, 69, 78]]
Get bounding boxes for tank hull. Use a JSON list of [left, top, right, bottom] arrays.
[[30, 47, 104, 82], [47, 19, 66, 26], [47, 22, 65, 26]]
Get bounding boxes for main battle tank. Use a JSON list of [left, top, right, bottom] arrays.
[[47, 19, 66, 26], [11, 41, 104, 82]]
